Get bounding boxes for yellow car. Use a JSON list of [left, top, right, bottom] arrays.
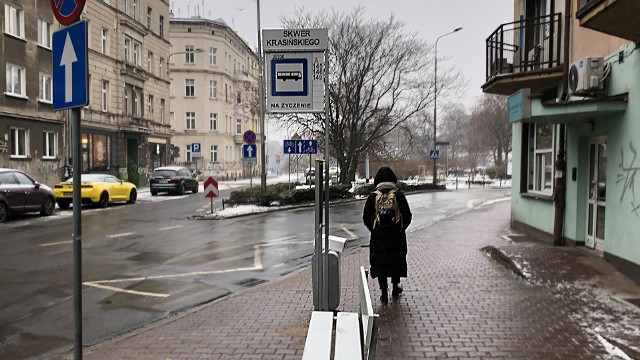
[[53, 174, 137, 209]]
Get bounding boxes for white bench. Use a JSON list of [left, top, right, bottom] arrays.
[[302, 266, 379, 360]]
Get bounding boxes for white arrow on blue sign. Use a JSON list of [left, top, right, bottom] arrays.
[[243, 144, 257, 158], [301, 140, 317, 154], [52, 20, 89, 111]]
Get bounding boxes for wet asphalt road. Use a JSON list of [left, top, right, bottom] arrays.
[[0, 186, 510, 359]]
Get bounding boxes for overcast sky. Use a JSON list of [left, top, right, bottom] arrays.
[[171, 0, 513, 139]]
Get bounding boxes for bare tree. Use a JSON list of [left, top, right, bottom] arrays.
[[279, 7, 465, 183], [471, 94, 511, 178], [439, 104, 470, 176]]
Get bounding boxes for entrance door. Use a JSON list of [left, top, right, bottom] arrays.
[[127, 138, 139, 186], [586, 138, 607, 250]]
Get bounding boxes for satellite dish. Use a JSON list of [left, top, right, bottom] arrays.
[[569, 64, 579, 92]]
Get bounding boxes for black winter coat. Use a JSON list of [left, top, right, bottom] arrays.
[[362, 188, 412, 279]]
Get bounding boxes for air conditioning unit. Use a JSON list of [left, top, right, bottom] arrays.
[[569, 57, 605, 95]]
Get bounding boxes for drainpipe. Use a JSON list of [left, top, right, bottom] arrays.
[[553, 0, 572, 246]]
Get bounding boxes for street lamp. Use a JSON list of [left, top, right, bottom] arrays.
[[432, 27, 462, 185], [256, 0, 267, 190], [166, 48, 204, 76]]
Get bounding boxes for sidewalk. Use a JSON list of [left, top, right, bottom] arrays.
[[63, 200, 640, 359]]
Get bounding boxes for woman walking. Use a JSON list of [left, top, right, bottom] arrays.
[[362, 167, 413, 303]]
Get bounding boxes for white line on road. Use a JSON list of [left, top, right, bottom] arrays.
[[107, 232, 136, 238], [88, 266, 260, 285], [159, 225, 184, 231], [340, 224, 359, 240], [39, 240, 73, 247], [83, 282, 169, 298]]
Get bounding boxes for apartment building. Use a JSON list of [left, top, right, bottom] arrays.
[[483, 0, 639, 280], [81, 0, 171, 186], [0, 0, 172, 187], [169, 17, 260, 180], [0, 0, 64, 185]]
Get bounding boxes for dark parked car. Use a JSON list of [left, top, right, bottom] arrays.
[[149, 166, 199, 196], [0, 168, 56, 223]]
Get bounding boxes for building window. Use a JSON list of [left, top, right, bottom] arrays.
[[101, 28, 109, 55], [37, 19, 52, 48], [186, 144, 192, 162], [209, 113, 217, 131], [159, 57, 164, 79], [101, 80, 109, 111], [132, 89, 141, 116], [186, 112, 196, 130], [124, 37, 131, 62], [185, 79, 195, 97], [211, 145, 218, 162], [43, 131, 57, 159], [225, 84, 228, 102], [160, 98, 165, 123], [185, 45, 195, 63], [159, 15, 164, 38], [147, 94, 154, 119], [147, 51, 154, 73], [81, 133, 111, 171], [131, 0, 138, 20], [146, 6, 153, 29], [236, 119, 242, 134], [209, 47, 217, 65], [123, 88, 129, 115], [4, 4, 24, 38], [209, 80, 217, 98], [526, 123, 554, 194], [39, 73, 52, 103], [133, 41, 141, 65], [6, 63, 25, 97], [10, 128, 28, 157], [236, 90, 242, 104]]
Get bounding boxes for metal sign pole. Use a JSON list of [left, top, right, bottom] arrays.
[[71, 107, 83, 360], [322, 49, 330, 311], [314, 159, 324, 310]]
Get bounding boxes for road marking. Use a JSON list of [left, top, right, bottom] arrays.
[[107, 232, 136, 238], [159, 225, 183, 231], [340, 224, 358, 240], [84, 238, 314, 297], [83, 282, 169, 298], [39, 240, 73, 247]]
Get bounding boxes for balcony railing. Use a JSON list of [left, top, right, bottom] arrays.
[[486, 13, 562, 82]]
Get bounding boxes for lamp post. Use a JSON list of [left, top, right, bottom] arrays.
[[167, 48, 204, 77], [432, 27, 462, 185], [256, 0, 267, 190]]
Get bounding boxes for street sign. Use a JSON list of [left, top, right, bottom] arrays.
[[243, 130, 257, 145], [204, 176, 219, 198], [51, 0, 86, 26], [284, 140, 296, 154], [262, 29, 329, 52], [52, 21, 88, 111], [265, 52, 325, 113], [283, 139, 317, 154], [435, 141, 450, 146], [301, 140, 318, 154], [191, 143, 201, 154], [243, 144, 257, 158], [429, 149, 440, 159], [243, 158, 258, 166]]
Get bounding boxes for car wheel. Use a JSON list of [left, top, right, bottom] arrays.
[[98, 192, 109, 208], [179, 183, 185, 195], [0, 202, 7, 223], [41, 197, 55, 216], [127, 189, 137, 204], [57, 199, 71, 210], [150, 190, 157, 196], [193, 183, 199, 194]]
